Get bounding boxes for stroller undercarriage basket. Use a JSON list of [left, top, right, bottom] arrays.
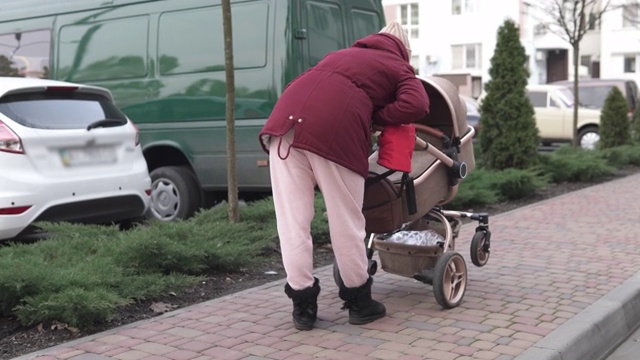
[[373, 215, 462, 278]]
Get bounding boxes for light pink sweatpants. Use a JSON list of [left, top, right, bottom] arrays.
[[268, 130, 370, 290]]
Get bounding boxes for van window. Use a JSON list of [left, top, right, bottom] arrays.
[[351, 9, 381, 40], [577, 85, 615, 109], [0, 29, 51, 78], [307, 1, 346, 66], [527, 91, 547, 107], [556, 87, 574, 107], [158, 2, 268, 75], [57, 17, 148, 82]]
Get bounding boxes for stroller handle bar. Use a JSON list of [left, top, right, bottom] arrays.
[[414, 123, 471, 181]]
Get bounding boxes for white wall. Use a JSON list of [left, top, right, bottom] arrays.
[[600, 5, 640, 82]]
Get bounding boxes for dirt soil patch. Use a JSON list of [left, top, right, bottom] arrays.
[[1, 166, 639, 359]]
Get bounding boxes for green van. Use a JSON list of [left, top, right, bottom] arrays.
[[0, 0, 385, 221]]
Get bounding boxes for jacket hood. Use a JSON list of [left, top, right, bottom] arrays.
[[352, 33, 410, 62]]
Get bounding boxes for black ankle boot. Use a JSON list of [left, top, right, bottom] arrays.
[[284, 277, 320, 331], [339, 277, 386, 325]]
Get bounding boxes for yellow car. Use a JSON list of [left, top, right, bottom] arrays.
[[526, 84, 602, 150]]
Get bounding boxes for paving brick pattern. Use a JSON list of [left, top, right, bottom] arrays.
[[14, 173, 640, 360]]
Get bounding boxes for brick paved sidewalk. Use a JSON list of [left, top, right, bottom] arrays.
[[13, 173, 640, 360]]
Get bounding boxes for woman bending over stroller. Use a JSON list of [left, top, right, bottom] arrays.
[[258, 21, 430, 330]]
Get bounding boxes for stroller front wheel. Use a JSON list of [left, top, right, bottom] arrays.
[[470, 231, 490, 267]]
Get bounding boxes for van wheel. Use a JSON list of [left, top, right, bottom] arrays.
[[578, 126, 600, 150], [147, 166, 202, 221]]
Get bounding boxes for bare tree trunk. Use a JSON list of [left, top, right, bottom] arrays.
[[221, 0, 239, 222], [572, 42, 580, 148]]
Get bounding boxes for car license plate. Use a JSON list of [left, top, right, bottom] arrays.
[[60, 146, 117, 167]]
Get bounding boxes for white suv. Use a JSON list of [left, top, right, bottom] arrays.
[[0, 77, 151, 241]]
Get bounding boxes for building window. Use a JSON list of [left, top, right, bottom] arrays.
[[411, 55, 420, 75], [452, 44, 482, 70], [534, 24, 547, 35], [623, 4, 639, 27], [465, 45, 477, 68], [452, 0, 478, 15], [399, 3, 419, 38], [581, 55, 591, 75], [624, 55, 636, 73]]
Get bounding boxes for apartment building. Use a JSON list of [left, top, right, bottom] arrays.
[[382, 0, 521, 97], [600, 3, 640, 80], [382, 0, 640, 97]]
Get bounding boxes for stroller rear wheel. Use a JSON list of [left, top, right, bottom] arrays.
[[433, 251, 467, 309]]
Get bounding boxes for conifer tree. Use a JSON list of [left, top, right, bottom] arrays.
[[633, 105, 640, 143], [479, 19, 539, 170], [599, 87, 631, 149]]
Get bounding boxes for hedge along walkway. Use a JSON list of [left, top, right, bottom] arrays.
[[14, 172, 640, 360]]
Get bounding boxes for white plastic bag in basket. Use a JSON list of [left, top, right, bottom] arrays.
[[385, 230, 444, 246]]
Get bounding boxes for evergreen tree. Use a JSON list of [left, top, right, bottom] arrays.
[[598, 87, 631, 149], [632, 104, 640, 143], [479, 19, 539, 170]]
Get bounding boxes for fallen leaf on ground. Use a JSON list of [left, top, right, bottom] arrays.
[[150, 302, 177, 314], [50, 321, 68, 331]]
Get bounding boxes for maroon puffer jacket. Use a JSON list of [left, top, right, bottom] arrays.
[[258, 33, 430, 178]]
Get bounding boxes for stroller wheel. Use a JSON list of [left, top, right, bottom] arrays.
[[433, 251, 467, 309], [333, 262, 344, 288], [368, 259, 378, 276], [470, 231, 490, 267]]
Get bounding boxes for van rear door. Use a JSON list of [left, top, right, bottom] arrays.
[[296, 0, 383, 71]]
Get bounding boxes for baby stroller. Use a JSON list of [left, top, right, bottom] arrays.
[[334, 76, 491, 309]]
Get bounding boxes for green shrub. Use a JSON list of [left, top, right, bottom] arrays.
[[113, 224, 209, 275], [479, 19, 539, 170], [599, 86, 632, 149], [116, 219, 273, 273], [597, 144, 640, 167], [489, 168, 549, 200], [447, 187, 501, 209], [447, 167, 546, 208], [14, 288, 130, 328], [633, 107, 640, 143], [619, 144, 640, 165], [540, 148, 616, 182], [115, 273, 200, 300], [0, 256, 52, 315], [0, 237, 125, 316], [311, 193, 330, 245]]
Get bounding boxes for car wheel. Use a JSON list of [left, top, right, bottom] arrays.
[[578, 126, 600, 150], [147, 166, 202, 221]]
